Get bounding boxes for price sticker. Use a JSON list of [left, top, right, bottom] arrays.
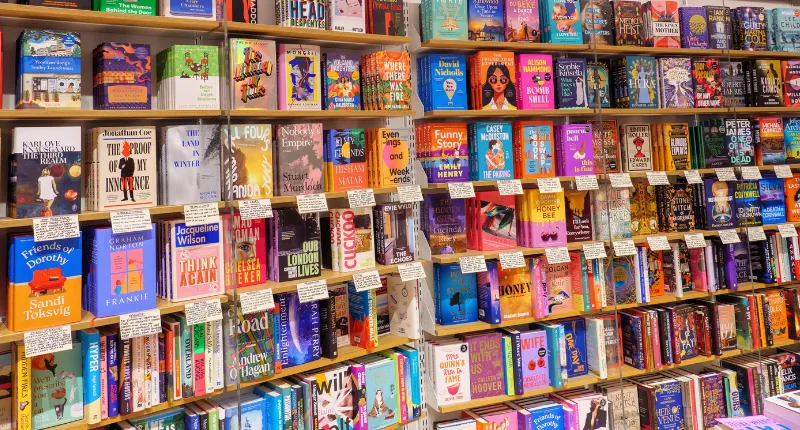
[[498, 179, 524, 195], [608, 173, 633, 188], [347, 189, 376, 208], [536, 178, 562, 194], [775, 165, 793, 179], [297, 193, 329, 214], [353, 270, 382, 292], [715, 167, 737, 182], [612, 239, 636, 256], [684, 170, 703, 184], [184, 202, 221, 227], [684, 233, 707, 249], [646, 236, 671, 251], [448, 182, 476, 199], [119, 309, 162, 340], [747, 226, 767, 242], [297, 279, 329, 303], [545, 247, 571, 264], [646, 171, 670, 186], [397, 185, 423, 203], [240, 289, 275, 315], [741, 166, 762, 180], [398, 262, 426, 281], [184, 298, 223, 326], [111, 209, 152, 234], [499, 251, 526, 269], [582, 242, 607, 260], [238, 199, 273, 220], [459, 255, 487, 274], [778, 223, 799, 238], [32, 215, 80, 242], [718, 229, 741, 244], [575, 175, 599, 191], [23, 325, 72, 358]]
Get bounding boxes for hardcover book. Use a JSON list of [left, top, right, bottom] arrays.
[[329, 0, 366, 33], [498, 261, 532, 321], [642, 1, 680, 47], [759, 177, 787, 224], [89, 127, 157, 212], [706, 6, 732, 49], [275, 123, 324, 196], [155, 45, 220, 109], [223, 305, 276, 384], [752, 59, 783, 107], [224, 124, 273, 200], [755, 117, 785, 165], [679, 7, 709, 48], [516, 54, 554, 110], [720, 61, 746, 107], [693, 58, 723, 108], [621, 124, 653, 172], [662, 122, 690, 170], [269, 209, 322, 282], [734, 7, 767, 51], [369, 0, 406, 36], [541, 0, 582, 44], [630, 179, 658, 235], [16, 30, 82, 109], [470, 192, 517, 250], [555, 58, 588, 109], [587, 120, 621, 173], [592, 188, 632, 240], [92, 43, 151, 110], [587, 60, 610, 108], [626, 56, 659, 108], [786, 118, 800, 163], [580, 0, 613, 45], [434, 263, 478, 325], [471, 51, 516, 110], [614, 0, 643, 46], [608, 256, 636, 305], [431, 341, 471, 406], [158, 125, 221, 206], [514, 121, 555, 178], [520, 330, 550, 391], [565, 189, 592, 242], [477, 262, 500, 324], [422, 0, 468, 41], [222, 214, 267, 288], [703, 179, 736, 230], [463, 333, 505, 398], [658, 57, 694, 109], [277, 44, 322, 111], [786, 176, 800, 221], [374, 203, 415, 265], [734, 181, 763, 227], [423, 194, 467, 254], [324, 129, 367, 192], [505, 0, 539, 41], [276, 292, 321, 367], [418, 53, 468, 111], [230, 39, 277, 110], [782, 60, 800, 107], [724, 118, 754, 166], [323, 53, 361, 110], [159, 220, 225, 301], [468, 0, 504, 41], [557, 318, 588, 377]]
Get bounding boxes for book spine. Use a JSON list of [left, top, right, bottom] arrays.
[[204, 322, 214, 393], [83, 331, 102, 423], [350, 364, 368, 430], [397, 354, 408, 423], [182, 320, 195, 398], [158, 332, 167, 403], [107, 332, 119, 418], [509, 330, 524, 395], [194, 323, 207, 395], [100, 334, 108, 420], [13, 344, 31, 430], [132, 336, 146, 412], [214, 320, 224, 391], [143, 334, 153, 408], [119, 338, 133, 416]]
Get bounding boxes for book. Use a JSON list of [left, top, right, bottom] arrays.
[[519, 330, 550, 391], [527, 189, 567, 247], [752, 59, 784, 107], [540, 0, 582, 44], [587, 60, 610, 108], [158, 125, 221, 205], [92, 43, 151, 110], [417, 53, 468, 111], [94, 0, 154, 14], [557, 318, 588, 377], [230, 39, 277, 110], [505, 0, 539, 42], [555, 58, 588, 109], [276, 292, 321, 367], [275, 124, 324, 196], [498, 261, 532, 321], [368, 0, 405, 35], [469, 122, 514, 180], [782, 60, 800, 107], [434, 263, 478, 325], [224, 124, 273, 200], [476, 262, 500, 324], [556, 124, 594, 176], [277, 44, 322, 110], [564, 189, 592, 243], [423, 194, 467, 255], [223, 0, 256, 22], [513, 121, 555, 178], [679, 7, 710, 48], [471, 51, 516, 110], [721, 61, 747, 107], [431, 341, 471, 406], [468, 191, 516, 250], [16, 30, 81, 109], [755, 117, 786, 165], [735, 181, 763, 227], [421, 0, 468, 41], [706, 6, 732, 49], [323, 53, 361, 111], [620, 124, 653, 172], [223, 305, 276, 384], [626, 56, 659, 108], [467, 0, 504, 41], [463, 333, 505, 398], [324, 129, 367, 192], [642, 1, 680, 47], [88, 127, 157, 211], [155, 45, 220, 109], [734, 7, 767, 51], [760, 177, 787, 224], [704, 179, 736, 230], [580, 0, 613, 45], [786, 118, 800, 163], [592, 188, 632, 240], [724, 118, 755, 166], [516, 54, 554, 110], [374, 203, 415, 265], [587, 120, 621, 173], [329, 0, 366, 33], [613, 0, 643, 46], [268, 209, 322, 282], [30, 343, 84, 428], [158, 220, 225, 301], [161, 0, 214, 18], [658, 57, 694, 109], [693, 58, 724, 108], [222, 214, 267, 288]]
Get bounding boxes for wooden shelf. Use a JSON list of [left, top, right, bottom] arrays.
[[419, 39, 588, 52], [423, 107, 800, 118], [229, 110, 414, 119], [90, 390, 223, 429], [423, 109, 593, 118], [0, 109, 222, 120], [228, 22, 410, 46], [233, 263, 403, 296], [591, 45, 723, 57]]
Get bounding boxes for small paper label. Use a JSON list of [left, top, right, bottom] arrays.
[[459, 255, 487, 274], [575, 175, 599, 191], [684, 233, 707, 249], [32, 215, 80, 242], [347, 189, 376, 208], [715, 167, 737, 182], [296, 193, 329, 214], [545, 247, 571, 264], [775, 165, 793, 179], [397, 185, 423, 203], [398, 262, 426, 281], [498, 179, 524, 195], [353, 270, 383, 292], [535, 178, 562, 194], [747, 226, 767, 242], [740, 166, 762, 180], [582, 242, 607, 260], [184, 202, 221, 227], [646, 236, 671, 251], [608, 173, 633, 188], [184, 298, 223, 326], [684, 170, 703, 184], [718, 229, 741, 244], [24, 325, 72, 358], [240, 289, 275, 315], [612, 239, 636, 256], [448, 182, 476, 199], [646, 171, 669, 186], [119, 309, 162, 340], [499, 251, 526, 269], [297, 279, 329, 303], [778, 223, 799, 238], [110, 209, 152, 234], [238, 199, 273, 220]]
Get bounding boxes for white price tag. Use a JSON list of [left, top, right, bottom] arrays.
[[747, 226, 767, 242], [608, 173, 633, 188], [353, 270, 383, 292], [297, 279, 329, 303], [536, 178, 562, 194], [24, 325, 72, 358], [119, 309, 162, 340], [646, 171, 670, 186], [296, 193, 329, 214], [498, 179, 524, 195], [646, 236, 671, 251], [448, 182, 476, 199], [575, 175, 599, 191], [684, 233, 707, 249], [396, 185, 423, 203], [183, 202, 221, 227], [32, 215, 80, 242], [775, 165, 793, 179], [347, 189, 376, 208], [718, 229, 741, 244], [612, 239, 636, 256], [238, 199, 273, 220], [398, 262, 426, 281], [459, 255, 487, 274], [582, 242, 607, 260], [240, 289, 275, 315], [715, 167, 737, 182], [545, 247, 571, 264], [110, 209, 152, 234], [499, 251, 526, 269], [684, 170, 703, 184], [184, 298, 223, 326], [740, 166, 762, 180], [778, 223, 799, 238]]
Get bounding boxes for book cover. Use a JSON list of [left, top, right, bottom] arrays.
[[786, 176, 800, 221], [724, 118, 754, 166], [370, 0, 405, 36], [158, 125, 221, 205], [704, 179, 736, 230], [734, 7, 767, 51], [580, 0, 613, 45], [423, 0, 468, 40], [545, 261, 573, 314], [375, 52, 412, 111], [425, 124, 469, 183], [515, 121, 555, 178], [325, 129, 367, 192], [658, 57, 694, 109], [277, 292, 321, 367], [753, 59, 783, 107], [225, 124, 273, 200], [30, 344, 84, 428], [374, 128, 413, 187], [276, 123, 324, 196], [431, 341, 471, 406], [505, 0, 539, 41], [16, 30, 81, 109], [613, 0, 643, 45], [541, 0, 582, 44], [721, 61, 747, 107], [555, 58, 588, 109], [621, 124, 653, 172], [423, 194, 467, 255], [701, 119, 729, 168], [230, 39, 276, 110], [470, 122, 513, 180], [519, 330, 550, 391], [468, 0, 504, 41], [557, 318, 588, 377], [587, 120, 620, 173], [330, 0, 365, 32], [222, 214, 267, 288], [564, 189, 592, 242], [786, 118, 800, 163], [587, 60, 610, 108], [374, 202, 415, 265], [323, 53, 360, 110], [224, 306, 276, 383], [92, 42, 151, 110], [782, 60, 800, 107], [498, 261, 532, 321], [692, 58, 723, 108], [91, 127, 157, 211], [626, 56, 659, 108], [556, 124, 594, 176], [706, 6, 732, 49], [735, 181, 763, 226], [592, 188, 631, 240], [464, 333, 505, 399], [421, 53, 467, 110], [643, 1, 680, 47], [630, 179, 658, 235], [473, 51, 516, 110], [166, 220, 225, 300], [666, 183, 694, 232], [477, 262, 500, 324], [434, 263, 478, 325], [759, 177, 787, 224], [516, 54, 554, 110], [156, 45, 220, 109], [528, 189, 567, 247], [607, 255, 636, 305], [679, 7, 710, 48], [472, 191, 516, 250], [277, 44, 322, 110], [271, 209, 322, 282], [361, 357, 399, 430]]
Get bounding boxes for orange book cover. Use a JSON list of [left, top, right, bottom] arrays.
[[498, 260, 532, 321], [376, 51, 412, 110], [325, 129, 368, 192], [785, 175, 800, 221], [647, 247, 665, 296], [768, 289, 789, 342]]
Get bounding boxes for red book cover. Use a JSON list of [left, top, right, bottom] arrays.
[[470, 191, 517, 250], [222, 213, 267, 288]]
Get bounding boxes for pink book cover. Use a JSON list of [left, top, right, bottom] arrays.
[[516, 54, 554, 110], [650, 311, 662, 369], [480, 408, 519, 430], [475, 191, 517, 250], [689, 247, 708, 291], [171, 220, 225, 301], [530, 189, 567, 248], [557, 124, 595, 176], [531, 257, 545, 318], [545, 261, 573, 315], [100, 334, 108, 419], [505, 0, 540, 42]]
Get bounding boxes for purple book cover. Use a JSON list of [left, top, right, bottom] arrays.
[[516, 54, 555, 109], [505, 0, 540, 42], [423, 194, 467, 255], [276, 123, 324, 195], [520, 329, 549, 391], [477, 261, 501, 324], [679, 7, 710, 48], [428, 124, 469, 183], [722, 243, 738, 290], [464, 332, 506, 398], [658, 57, 694, 109], [557, 124, 594, 176], [93, 42, 152, 110]]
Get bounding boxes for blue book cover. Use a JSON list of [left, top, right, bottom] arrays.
[[31, 341, 84, 429], [607, 255, 636, 305], [262, 382, 292, 430], [555, 317, 588, 378], [620, 312, 645, 369], [277, 292, 321, 367], [106, 330, 119, 417], [469, 122, 514, 181], [424, 54, 468, 111], [83, 225, 157, 318], [240, 394, 268, 430], [361, 357, 399, 430], [396, 346, 422, 418], [434, 263, 478, 325], [79, 329, 101, 424], [785, 117, 800, 163], [653, 380, 685, 430], [477, 261, 501, 324], [703, 178, 736, 230], [626, 56, 659, 108], [527, 403, 565, 429], [555, 58, 588, 109], [759, 176, 787, 224], [467, 0, 505, 41], [679, 7, 710, 48], [542, 0, 583, 43], [734, 180, 763, 227]]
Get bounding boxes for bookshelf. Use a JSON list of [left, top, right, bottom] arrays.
[[91, 391, 224, 429], [232, 263, 406, 296], [422, 106, 800, 118], [227, 22, 412, 46]]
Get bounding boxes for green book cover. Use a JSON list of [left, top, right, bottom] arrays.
[[31, 341, 83, 430], [424, 0, 468, 41], [93, 0, 156, 15], [157, 45, 221, 109]]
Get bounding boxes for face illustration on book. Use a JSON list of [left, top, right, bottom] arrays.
[[290, 57, 316, 102], [482, 64, 516, 110], [337, 0, 362, 17]]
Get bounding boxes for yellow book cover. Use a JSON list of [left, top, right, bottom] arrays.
[[662, 123, 691, 171], [12, 342, 31, 430], [225, 124, 274, 199], [768, 289, 789, 342], [498, 260, 532, 321]]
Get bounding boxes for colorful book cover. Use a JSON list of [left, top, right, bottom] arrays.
[[626, 56, 659, 108], [464, 333, 505, 399], [477, 261, 501, 324], [652, 380, 685, 429], [701, 119, 729, 168], [426, 123, 469, 182], [786, 118, 800, 163], [505, 0, 539, 41], [434, 263, 478, 325], [270, 209, 322, 282], [470, 122, 513, 180], [630, 179, 658, 235], [423, 0, 468, 40], [724, 118, 754, 166], [587, 120, 620, 173], [706, 6, 732, 49], [759, 177, 787, 224], [587, 60, 610, 108], [720, 61, 747, 107], [667, 183, 695, 232], [703, 179, 736, 230], [473, 192, 517, 249], [347, 282, 377, 349], [223, 306, 276, 383], [222, 214, 267, 288], [700, 373, 726, 427], [374, 202, 415, 265], [734, 7, 767, 51], [166, 220, 225, 300], [580, 0, 613, 45], [541, 0, 582, 44], [468, 0, 504, 41], [753, 59, 783, 107], [556, 124, 594, 176], [529, 189, 567, 247], [516, 121, 555, 178], [155, 45, 220, 109], [423, 53, 468, 110], [519, 330, 550, 391], [473, 51, 516, 110], [592, 188, 632, 240], [374, 128, 413, 187], [545, 261, 573, 314], [423, 194, 467, 254], [614, 0, 643, 45], [516, 54, 554, 110], [643, 1, 680, 47], [16, 30, 81, 109], [564, 189, 592, 242], [277, 44, 322, 110], [782, 60, 800, 107], [607, 255, 636, 305], [621, 124, 653, 172], [330, 0, 365, 33], [620, 312, 644, 368], [229, 39, 276, 110], [93, 42, 151, 110], [323, 53, 361, 111], [375, 51, 412, 110], [431, 341, 471, 406], [30, 344, 84, 429], [679, 7, 710, 48], [734, 181, 763, 227], [498, 261, 532, 321], [369, 0, 405, 36], [325, 129, 367, 192], [785, 176, 800, 221], [557, 318, 588, 377], [225, 124, 274, 199], [662, 122, 691, 170], [361, 358, 398, 430], [658, 57, 694, 109], [276, 292, 320, 367], [555, 58, 588, 109], [276, 123, 324, 196], [692, 58, 723, 108], [91, 127, 157, 211]]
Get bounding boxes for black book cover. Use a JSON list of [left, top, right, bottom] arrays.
[[318, 295, 339, 359], [752, 59, 783, 107], [370, 0, 405, 36], [706, 6, 732, 49], [613, 0, 643, 46]]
